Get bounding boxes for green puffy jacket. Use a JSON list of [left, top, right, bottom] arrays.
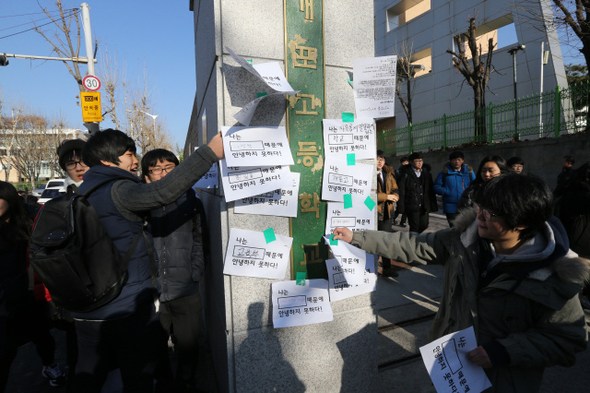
[[351, 209, 590, 393]]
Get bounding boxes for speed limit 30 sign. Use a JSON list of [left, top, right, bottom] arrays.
[[83, 75, 101, 91]]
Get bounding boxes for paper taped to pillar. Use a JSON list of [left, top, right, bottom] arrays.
[[272, 279, 333, 328], [321, 157, 373, 202], [322, 119, 376, 161], [234, 172, 300, 218], [325, 195, 376, 235], [219, 160, 292, 202], [193, 162, 218, 189], [223, 228, 293, 279], [419, 326, 492, 393], [353, 56, 397, 120], [326, 257, 376, 302], [222, 126, 294, 167], [324, 235, 368, 285]]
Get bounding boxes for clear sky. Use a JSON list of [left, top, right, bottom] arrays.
[[0, 0, 196, 147]]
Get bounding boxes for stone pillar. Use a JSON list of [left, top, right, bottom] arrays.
[[189, 1, 377, 391]]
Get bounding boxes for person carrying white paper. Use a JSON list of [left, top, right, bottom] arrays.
[[333, 173, 590, 393]]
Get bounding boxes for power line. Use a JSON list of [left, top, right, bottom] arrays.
[[0, 8, 79, 40]]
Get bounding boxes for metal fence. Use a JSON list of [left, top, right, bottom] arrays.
[[379, 83, 590, 155]]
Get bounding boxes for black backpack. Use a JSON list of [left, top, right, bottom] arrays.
[[29, 178, 148, 313]]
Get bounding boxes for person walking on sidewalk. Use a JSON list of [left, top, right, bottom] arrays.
[[333, 173, 589, 393], [142, 149, 209, 392], [397, 152, 438, 233], [376, 150, 399, 277], [434, 150, 475, 227]]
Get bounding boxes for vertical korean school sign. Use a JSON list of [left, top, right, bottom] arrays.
[[285, 0, 328, 279]]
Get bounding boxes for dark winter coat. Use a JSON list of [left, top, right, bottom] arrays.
[[0, 234, 30, 318], [151, 189, 206, 303], [434, 163, 475, 214], [397, 165, 438, 214], [73, 144, 218, 320], [352, 208, 589, 393], [556, 178, 590, 258]]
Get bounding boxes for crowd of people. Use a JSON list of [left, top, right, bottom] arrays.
[[1, 130, 589, 392], [0, 129, 224, 392], [352, 149, 590, 393]]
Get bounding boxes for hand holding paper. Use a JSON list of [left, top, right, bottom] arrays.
[[332, 227, 354, 243]]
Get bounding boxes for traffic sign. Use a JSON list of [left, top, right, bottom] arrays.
[[82, 75, 101, 91], [80, 92, 102, 122]]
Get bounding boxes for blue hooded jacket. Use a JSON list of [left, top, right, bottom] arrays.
[[434, 163, 475, 214]]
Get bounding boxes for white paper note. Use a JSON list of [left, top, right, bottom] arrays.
[[353, 56, 397, 120], [325, 195, 376, 235], [324, 235, 367, 285], [419, 327, 492, 393], [223, 228, 293, 280], [234, 172, 300, 218], [272, 279, 333, 328], [322, 119, 377, 161], [222, 126, 294, 167], [219, 161, 292, 202], [192, 162, 218, 190], [233, 91, 285, 126], [321, 157, 373, 202], [326, 257, 376, 302]]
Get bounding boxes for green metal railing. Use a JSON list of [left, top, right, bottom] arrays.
[[379, 82, 590, 154]]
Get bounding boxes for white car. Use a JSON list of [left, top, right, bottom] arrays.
[[32, 183, 46, 197], [38, 188, 65, 205], [45, 179, 67, 193]]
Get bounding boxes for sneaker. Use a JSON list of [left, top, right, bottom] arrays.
[[42, 363, 66, 387]]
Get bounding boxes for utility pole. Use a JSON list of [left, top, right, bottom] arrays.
[[81, 3, 95, 76], [508, 44, 525, 141]]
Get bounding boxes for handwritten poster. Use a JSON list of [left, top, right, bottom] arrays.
[[234, 172, 300, 218], [324, 235, 368, 285], [419, 327, 492, 393], [223, 228, 293, 279], [322, 119, 376, 161], [222, 126, 294, 167], [353, 56, 397, 119], [326, 257, 376, 302], [219, 161, 292, 202], [321, 157, 373, 202], [193, 162, 218, 189], [325, 196, 376, 235], [272, 279, 333, 328]]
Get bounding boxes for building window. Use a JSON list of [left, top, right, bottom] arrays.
[[410, 47, 431, 77], [386, 0, 431, 32], [456, 14, 517, 59]]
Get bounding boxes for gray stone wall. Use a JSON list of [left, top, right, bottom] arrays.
[[385, 132, 590, 189], [191, 1, 381, 391]]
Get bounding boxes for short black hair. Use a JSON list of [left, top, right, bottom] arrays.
[[141, 149, 179, 181], [399, 156, 409, 164], [507, 156, 524, 167], [474, 173, 553, 242], [408, 152, 422, 161], [82, 129, 136, 167], [377, 150, 386, 159], [475, 155, 509, 182], [563, 155, 575, 165], [449, 151, 464, 160]]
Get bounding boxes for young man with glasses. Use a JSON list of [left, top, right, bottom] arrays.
[[57, 139, 89, 189], [141, 149, 208, 392], [333, 173, 589, 393]]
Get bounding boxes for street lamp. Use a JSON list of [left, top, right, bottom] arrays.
[[508, 43, 525, 141], [140, 111, 158, 135]]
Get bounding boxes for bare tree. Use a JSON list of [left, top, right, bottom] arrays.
[[0, 103, 27, 182], [34, 0, 85, 91], [99, 46, 126, 129], [393, 40, 417, 125], [518, 1, 590, 69], [447, 13, 495, 139]]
